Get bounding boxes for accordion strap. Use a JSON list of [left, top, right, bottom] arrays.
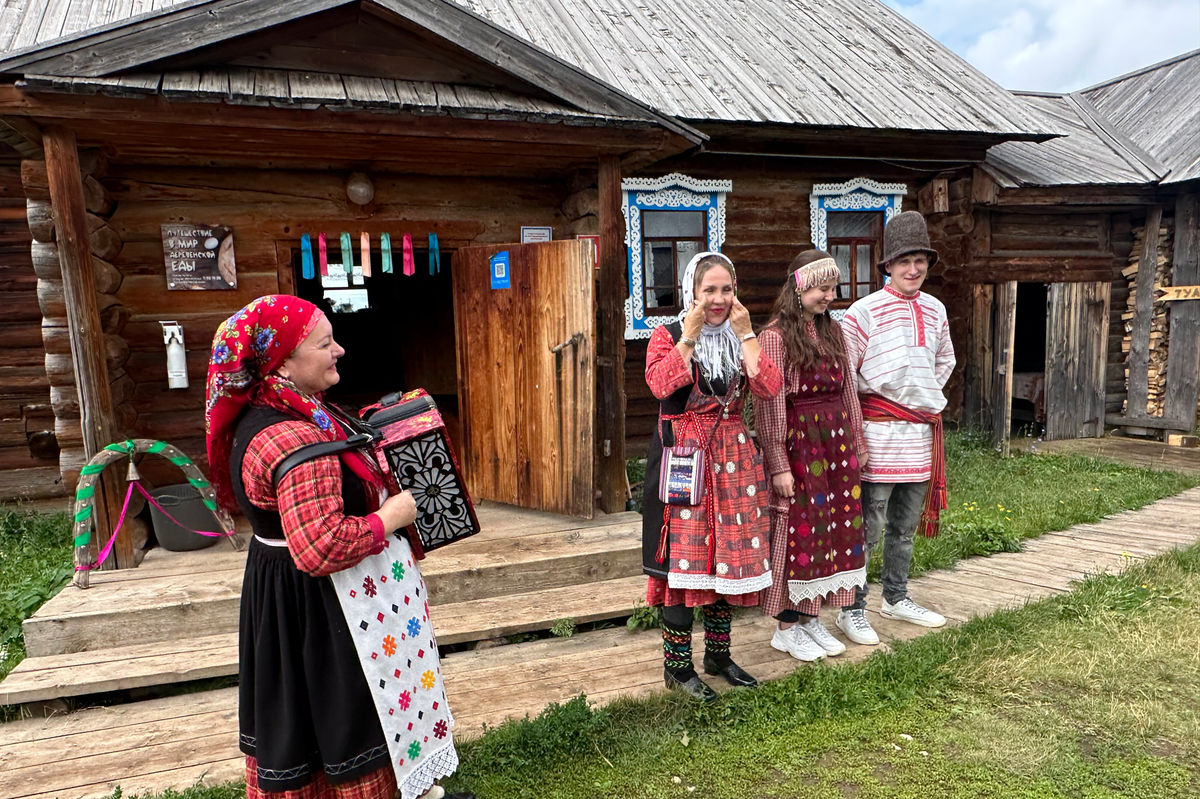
[[272, 432, 375, 488]]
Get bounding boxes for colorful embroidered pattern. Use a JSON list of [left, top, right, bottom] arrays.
[[329, 535, 457, 798]]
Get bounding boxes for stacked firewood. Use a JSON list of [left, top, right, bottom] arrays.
[[1121, 220, 1173, 416]]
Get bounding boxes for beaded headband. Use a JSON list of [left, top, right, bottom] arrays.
[[793, 257, 841, 294]]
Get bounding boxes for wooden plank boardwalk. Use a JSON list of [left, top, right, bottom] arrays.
[[2, 486, 1198, 799], [1012, 435, 1200, 476]]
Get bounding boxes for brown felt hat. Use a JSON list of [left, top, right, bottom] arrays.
[[877, 210, 939, 275]]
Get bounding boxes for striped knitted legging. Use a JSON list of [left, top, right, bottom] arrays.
[[661, 601, 733, 673]]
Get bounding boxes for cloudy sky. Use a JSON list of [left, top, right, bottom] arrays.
[[884, 0, 1199, 92]]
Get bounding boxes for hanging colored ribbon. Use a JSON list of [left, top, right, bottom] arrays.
[[300, 234, 314, 279], [381, 233, 393, 274], [402, 233, 415, 276], [318, 232, 328, 276], [340, 232, 354, 275], [428, 232, 440, 275], [360, 232, 372, 277]]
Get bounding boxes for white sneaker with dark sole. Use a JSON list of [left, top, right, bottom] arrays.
[[800, 617, 846, 656], [835, 608, 880, 646], [881, 597, 946, 628], [770, 625, 826, 662]]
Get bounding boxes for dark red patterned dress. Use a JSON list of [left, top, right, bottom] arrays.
[[755, 325, 867, 616], [642, 324, 782, 608]]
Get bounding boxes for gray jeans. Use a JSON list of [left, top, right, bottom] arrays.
[[849, 481, 928, 608]]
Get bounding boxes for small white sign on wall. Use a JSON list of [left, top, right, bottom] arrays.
[[520, 226, 553, 244]]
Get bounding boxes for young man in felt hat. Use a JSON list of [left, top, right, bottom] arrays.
[[837, 210, 956, 644]]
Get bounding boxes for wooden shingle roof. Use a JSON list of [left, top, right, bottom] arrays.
[[0, 0, 1059, 139], [984, 92, 1166, 188], [984, 49, 1200, 189], [1081, 49, 1200, 185]]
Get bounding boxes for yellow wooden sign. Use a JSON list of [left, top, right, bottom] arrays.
[[1159, 285, 1200, 301]]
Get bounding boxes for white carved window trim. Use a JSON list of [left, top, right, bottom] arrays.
[[809, 178, 906, 321], [622, 172, 732, 340]]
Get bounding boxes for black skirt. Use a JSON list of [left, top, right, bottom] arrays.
[[239, 538, 391, 792]]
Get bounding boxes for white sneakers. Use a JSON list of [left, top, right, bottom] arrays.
[[835, 609, 880, 646], [770, 624, 826, 662], [800, 617, 846, 656], [883, 595, 945, 623], [881, 597, 946, 628]]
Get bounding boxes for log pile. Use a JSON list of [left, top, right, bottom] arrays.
[[1121, 218, 1173, 416]]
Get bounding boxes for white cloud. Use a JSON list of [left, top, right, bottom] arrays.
[[884, 0, 1199, 92]]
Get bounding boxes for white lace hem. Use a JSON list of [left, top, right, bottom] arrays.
[[667, 571, 774, 594], [398, 739, 459, 799], [787, 567, 866, 604]]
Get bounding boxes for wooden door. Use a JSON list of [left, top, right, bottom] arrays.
[[452, 240, 595, 518], [1043, 281, 1111, 440], [989, 281, 1017, 453], [963, 283, 994, 431]]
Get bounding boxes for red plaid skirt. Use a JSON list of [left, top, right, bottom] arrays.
[[647, 406, 772, 608]]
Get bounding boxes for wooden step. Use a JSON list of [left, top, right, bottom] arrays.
[[21, 515, 642, 657], [1, 575, 647, 705]]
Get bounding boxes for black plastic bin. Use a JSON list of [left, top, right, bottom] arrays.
[[148, 483, 221, 551]]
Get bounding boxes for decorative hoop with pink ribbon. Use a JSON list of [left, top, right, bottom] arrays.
[[71, 439, 238, 588]]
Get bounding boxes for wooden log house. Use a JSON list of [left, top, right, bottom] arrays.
[[974, 50, 1200, 447], [0, 0, 1194, 567]]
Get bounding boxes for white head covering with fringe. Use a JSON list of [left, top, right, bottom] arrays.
[[679, 251, 742, 385]]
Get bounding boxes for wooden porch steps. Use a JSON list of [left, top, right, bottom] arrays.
[[0, 573, 647, 705], [3, 503, 644, 706], [19, 510, 642, 657]]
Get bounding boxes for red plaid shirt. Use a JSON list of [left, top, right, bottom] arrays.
[[242, 419, 386, 576]]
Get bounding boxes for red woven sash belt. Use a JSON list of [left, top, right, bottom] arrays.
[[859, 394, 947, 538]]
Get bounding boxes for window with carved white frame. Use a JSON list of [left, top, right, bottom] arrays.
[[622, 173, 731, 340], [809, 178, 906, 317]]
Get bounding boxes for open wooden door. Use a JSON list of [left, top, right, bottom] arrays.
[[452, 240, 595, 518], [1043, 281, 1111, 440]]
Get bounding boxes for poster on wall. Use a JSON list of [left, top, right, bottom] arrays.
[[161, 223, 237, 290]]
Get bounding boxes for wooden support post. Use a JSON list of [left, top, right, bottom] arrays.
[[990, 281, 1016, 454], [43, 126, 129, 569], [963, 283, 994, 430], [1126, 205, 1162, 418], [1164, 193, 1200, 426], [595, 155, 627, 513]]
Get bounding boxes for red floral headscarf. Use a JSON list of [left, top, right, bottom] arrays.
[[204, 295, 355, 511]]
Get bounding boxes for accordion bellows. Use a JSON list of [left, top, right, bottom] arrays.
[[361, 389, 480, 552]]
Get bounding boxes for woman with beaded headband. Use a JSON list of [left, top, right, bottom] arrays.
[[752, 251, 870, 662], [641, 251, 782, 702]]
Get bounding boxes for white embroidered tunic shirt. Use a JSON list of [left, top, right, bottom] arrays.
[[841, 286, 955, 483]]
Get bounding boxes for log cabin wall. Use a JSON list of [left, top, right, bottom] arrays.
[[102, 165, 569, 484], [0, 159, 62, 501], [23, 153, 131, 492], [621, 159, 969, 456]]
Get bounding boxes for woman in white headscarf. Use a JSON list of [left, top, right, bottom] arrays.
[[641, 252, 782, 702]]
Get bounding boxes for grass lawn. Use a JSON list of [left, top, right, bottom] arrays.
[[439, 545, 1200, 798], [0, 507, 72, 684], [1, 435, 1197, 796]]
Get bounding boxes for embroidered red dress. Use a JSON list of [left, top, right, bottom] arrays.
[[642, 324, 782, 608], [755, 325, 867, 616]]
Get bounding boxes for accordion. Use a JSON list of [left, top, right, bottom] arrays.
[[358, 389, 480, 554], [274, 389, 480, 555]]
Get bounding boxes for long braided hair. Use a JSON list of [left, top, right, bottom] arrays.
[[764, 250, 847, 372]]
